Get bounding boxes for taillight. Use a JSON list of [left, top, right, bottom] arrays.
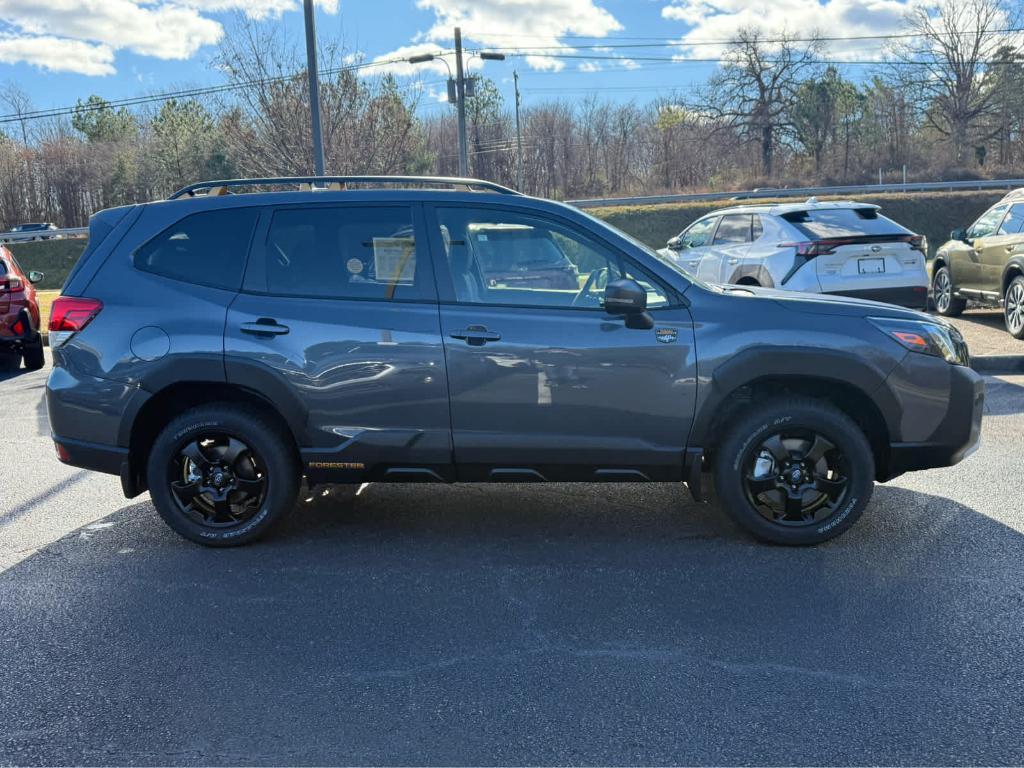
[[48, 296, 102, 346], [909, 235, 928, 255], [778, 241, 839, 257], [0, 276, 24, 292]]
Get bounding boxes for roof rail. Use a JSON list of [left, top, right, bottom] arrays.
[[168, 176, 521, 200]]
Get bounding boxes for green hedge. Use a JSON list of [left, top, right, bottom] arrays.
[[587, 191, 1006, 258], [5, 239, 87, 290], [3, 191, 1007, 290]]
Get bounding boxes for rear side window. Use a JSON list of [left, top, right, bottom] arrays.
[[261, 206, 429, 301], [134, 208, 259, 290], [713, 214, 753, 245], [997, 204, 1024, 235], [781, 208, 908, 239]]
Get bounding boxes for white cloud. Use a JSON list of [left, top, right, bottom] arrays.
[[0, 34, 114, 75], [661, 0, 913, 60], [373, 0, 623, 75], [0, 0, 339, 75]]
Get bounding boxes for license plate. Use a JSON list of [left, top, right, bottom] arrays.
[[858, 257, 885, 274]]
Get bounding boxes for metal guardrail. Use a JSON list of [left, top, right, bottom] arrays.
[[567, 178, 1024, 209], [0, 227, 88, 244]]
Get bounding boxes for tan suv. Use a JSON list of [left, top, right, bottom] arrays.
[[932, 189, 1024, 338]]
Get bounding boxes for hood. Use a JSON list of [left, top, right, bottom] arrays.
[[717, 284, 935, 321]]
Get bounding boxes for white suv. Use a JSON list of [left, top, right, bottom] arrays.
[[658, 200, 930, 307]]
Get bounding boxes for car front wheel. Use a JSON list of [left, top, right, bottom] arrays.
[[146, 403, 299, 546], [932, 266, 966, 317], [713, 397, 874, 545], [1004, 276, 1024, 339]]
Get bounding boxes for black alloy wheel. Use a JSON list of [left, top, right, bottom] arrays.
[[170, 434, 267, 528]]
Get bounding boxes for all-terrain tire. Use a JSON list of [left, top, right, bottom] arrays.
[[713, 397, 875, 545], [23, 336, 44, 370], [146, 403, 299, 547]]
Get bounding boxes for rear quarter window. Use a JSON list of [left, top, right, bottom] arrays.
[[134, 208, 259, 290], [781, 208, 909, 239]]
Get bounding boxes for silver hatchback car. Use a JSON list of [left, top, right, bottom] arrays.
[[659, 200, 930, 308]]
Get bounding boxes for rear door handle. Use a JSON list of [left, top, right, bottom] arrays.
[[240, 318, 290, 336], [450, 325, 501, 346], [728, 257, 740, 265]]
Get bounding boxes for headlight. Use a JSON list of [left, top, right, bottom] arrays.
[[868, 317, 970, 366]]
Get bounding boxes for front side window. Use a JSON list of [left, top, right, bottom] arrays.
[[680, 217, 718, 248], [435, 207, 670, 310], [997, 204, 1024, 236], [968, 204, 1009, 240], [261, 206, 428, 300], [713, 214, 753, 245], [134, 208, 259, 290]]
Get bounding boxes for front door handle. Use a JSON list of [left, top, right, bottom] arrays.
[[240, 318, 290, 337], [728, 257, 740, 265], [450, 325, 501, 346]]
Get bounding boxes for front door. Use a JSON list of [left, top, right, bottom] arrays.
[[426, 203, 697, 482], [224, 203, 453, 484], [957, 203, 1009, 291]]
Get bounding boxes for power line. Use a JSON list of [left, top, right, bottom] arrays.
[[467, 27, 1024, 45], [0, 55, 425, 125]]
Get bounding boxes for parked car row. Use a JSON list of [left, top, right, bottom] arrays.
[[657, 189, 1024, 339], [1, 222, 61, 241]]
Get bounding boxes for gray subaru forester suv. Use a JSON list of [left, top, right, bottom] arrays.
[[46, 176, 984, 547]]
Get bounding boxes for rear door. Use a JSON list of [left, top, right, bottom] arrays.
[[981, 203, 1024, 291], [224, 202, 453, 484], [426, 202, 697, 482], [703, 213, 755, 284]]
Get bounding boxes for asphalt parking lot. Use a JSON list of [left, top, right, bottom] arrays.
[[2, 352, 1023, 766], [946, 308, 1024, 357]]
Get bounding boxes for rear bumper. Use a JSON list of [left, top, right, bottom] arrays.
[[826, 286, 929, 309], [885, 364, 984, 478], [0, 308, 41, 351]]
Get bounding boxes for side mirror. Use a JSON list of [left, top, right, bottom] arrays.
[[28, 270, 43, 284], [667, 236, 683, 250], [950, 228, 968, 243], [604, 278, 647, 314]]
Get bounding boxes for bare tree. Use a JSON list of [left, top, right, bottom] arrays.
[[888, 0, 1022, 164], [700, 29, 823, 177]]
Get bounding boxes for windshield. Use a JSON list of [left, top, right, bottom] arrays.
[[468, 227, 569, 271], [574, 207, 711, 287]]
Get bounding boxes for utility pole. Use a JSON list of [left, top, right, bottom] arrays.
[[513, 70, 523, 190], [453, 27, 469, 177], [303, 0, 325, 175]]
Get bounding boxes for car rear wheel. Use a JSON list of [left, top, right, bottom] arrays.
[[713, 397, 874, 545], [932, 266, 966, 317], [1004, 276, 1024, 339], [147, 403, 299, 547]]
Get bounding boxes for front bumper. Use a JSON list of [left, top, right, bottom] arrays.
[[886, 364, 984, 477]]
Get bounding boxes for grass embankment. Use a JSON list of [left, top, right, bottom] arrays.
[[35, 290, 59, 335], [588, 190, 1007, 257], [5, 238, 87, 291]]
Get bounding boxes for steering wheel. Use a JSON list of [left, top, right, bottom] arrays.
[[572, 266, 610, 307]]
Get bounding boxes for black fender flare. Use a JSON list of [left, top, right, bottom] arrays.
[[689, 346, 901, 447]]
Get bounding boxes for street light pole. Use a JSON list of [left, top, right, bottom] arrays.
[[453, 27, 469, 177], [513, 70, 523, 191], [303, 0, 325, 176]]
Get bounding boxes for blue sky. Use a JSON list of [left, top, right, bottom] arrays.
[[0, 0, 921, 117]]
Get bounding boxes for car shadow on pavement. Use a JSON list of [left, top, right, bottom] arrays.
[[2, 482, 1023, 765]]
